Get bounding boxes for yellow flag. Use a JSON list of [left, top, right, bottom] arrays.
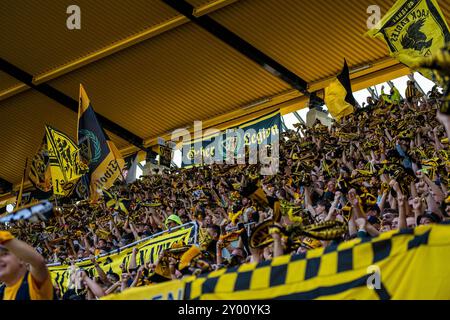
[[367, 0, 450, 81], [45, 125, 88, 196], [324, 60, 356, 121], [28, 136, 52, 193]]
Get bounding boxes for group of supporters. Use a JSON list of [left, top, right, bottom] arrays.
[[1, 79, 449, 300]]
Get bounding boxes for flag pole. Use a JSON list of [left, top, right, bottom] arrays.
[[16, 157, 28, 209]]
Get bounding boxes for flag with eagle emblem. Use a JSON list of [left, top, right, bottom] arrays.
[[366, 0, 450, 82]]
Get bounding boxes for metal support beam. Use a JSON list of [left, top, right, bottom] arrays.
[[0, 58, 145, 150], [293, 111, 306, 125], [367, 87, 378, 100], [280, 116, 288, 132], [0, 0, 240, 102], [387, 81, 395, 89], [387, 80, 404, 98], [407, 74, 427, 97], [162, 0, 317, 100]]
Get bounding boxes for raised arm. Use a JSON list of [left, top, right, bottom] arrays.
[[128, 247, 139, 271], [90, 255, 109, 285], [80, 271, 105, 299], [0, 231, 48, 286]]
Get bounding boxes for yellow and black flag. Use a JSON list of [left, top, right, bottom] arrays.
[[412, 43, 450, 113], [45, 125, 87, 197], [367, 0, 450, 81], [324, 59, 356, 121], [77, 84, 125, 200], [103, 189, 130, 214], [29, 136, 52, 193]]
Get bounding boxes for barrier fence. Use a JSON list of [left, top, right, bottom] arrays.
[[48, 220, 255, 293], [49, 222, 198, 293]]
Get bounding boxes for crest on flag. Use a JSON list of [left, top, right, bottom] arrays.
[[29, 137, 52, 193], [367, 0, 450, 81], [78, 84, 125, 200], [45, 125, 88, 196]]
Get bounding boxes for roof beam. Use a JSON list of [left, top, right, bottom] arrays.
[[118, 59, 410, 157], [162, 0, 313, 97], [0, 0, 240, 102], [0, 58, 145, 150], [0, 177, 13, 195]]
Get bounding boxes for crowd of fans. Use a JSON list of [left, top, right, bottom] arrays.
[[2, 80, 450, 300]]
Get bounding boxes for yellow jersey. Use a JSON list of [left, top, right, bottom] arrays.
[[2, 271, 54, 300]]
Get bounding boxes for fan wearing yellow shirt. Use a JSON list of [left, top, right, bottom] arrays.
[[0, 230, 54, 300]]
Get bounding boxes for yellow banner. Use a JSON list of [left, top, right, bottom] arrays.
[[185, 223, 450, 300], [105, 223, 450, 300], [49, 226, 193, 293], [102, 278, 185, 300], [367, 0, 450, 80], [45, 125, 87, 196]]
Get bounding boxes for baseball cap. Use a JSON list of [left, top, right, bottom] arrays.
[[165, 214, 182, 227]]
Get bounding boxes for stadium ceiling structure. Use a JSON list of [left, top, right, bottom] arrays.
[[1, 0, 449, 188]]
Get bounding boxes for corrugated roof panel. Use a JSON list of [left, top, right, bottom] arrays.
[[0, 90, 76, 183], [0, 0, 179, 76], [187, 0, 222, 6], [0, 72, 23, 93], [47, 23, 289, 140], [0, 89, 131, 183], [209, 0, 424, 83]]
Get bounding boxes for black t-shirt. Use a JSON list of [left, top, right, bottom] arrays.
[[62, 288, 86, 300], [205, 239, 217, 261], [322, 191, 335, 203]]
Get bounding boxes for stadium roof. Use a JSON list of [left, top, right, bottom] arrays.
[[1, 0, 449, 187]]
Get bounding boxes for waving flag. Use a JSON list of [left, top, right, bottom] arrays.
[[45, 125, 87, 196], [324, 60, 356, 121], [77, 84, 125, 200], [29, 136, 52, 193], [367, 0, 450, 81]]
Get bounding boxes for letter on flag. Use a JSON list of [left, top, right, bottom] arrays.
[[77, 84, 125, 200], [45, 125, 87, 196], [366, 0, 450, 81], [324, 60, 356, 121]]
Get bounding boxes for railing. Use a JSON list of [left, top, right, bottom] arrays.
[[46, 220, 257, 267], [46, 221, 199, 267]]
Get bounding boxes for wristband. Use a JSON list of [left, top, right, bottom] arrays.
[[269, 227, 281, 235], [0, 231, 14, 245]]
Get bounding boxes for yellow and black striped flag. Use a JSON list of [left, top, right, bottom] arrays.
[[45, 125, 87, 197], [324, 60, 356, 121], [28, 136, 52, 193], [77, 84, 125, 200], [183, 223, 450, 300], [367, 0, 450, 81], [100, 223, 450, 300]]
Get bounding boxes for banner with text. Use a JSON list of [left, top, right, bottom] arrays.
[[49, 225, 194, 293], [181, 111, 281, 167]]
